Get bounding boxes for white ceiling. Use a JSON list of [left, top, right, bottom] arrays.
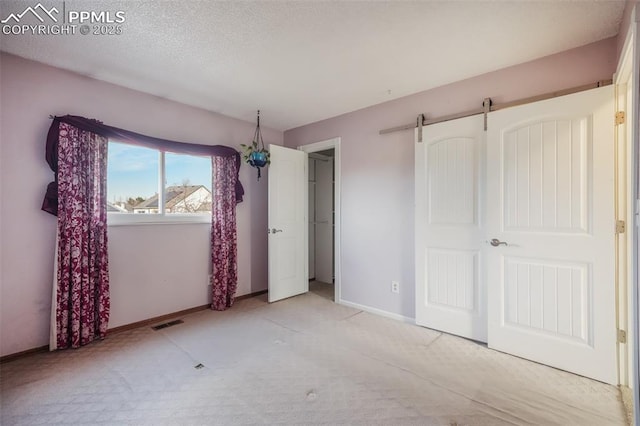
[[0, 1, 626, 131]]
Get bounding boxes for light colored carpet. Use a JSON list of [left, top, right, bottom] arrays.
[[309, 280, 334, 301], [0, 291, 627, 425]]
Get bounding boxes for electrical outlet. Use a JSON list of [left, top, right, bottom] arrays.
[[391, 281, 400, 294]]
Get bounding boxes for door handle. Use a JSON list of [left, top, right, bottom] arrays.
[[269, 228, 283, 234], [489, 238, 508, 247]]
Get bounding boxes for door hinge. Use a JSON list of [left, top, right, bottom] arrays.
[[615, 111, 626, 125], [616, 220, 626, 234], [618, 329, 627, 344]]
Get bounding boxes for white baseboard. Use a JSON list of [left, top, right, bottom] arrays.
[[338, 299, 415, 324]]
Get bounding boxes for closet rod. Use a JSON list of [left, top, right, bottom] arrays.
[[379, 78, 612, 136], [309, 153, 330, 161]]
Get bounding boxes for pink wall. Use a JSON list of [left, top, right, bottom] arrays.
[[617, 1, 638, 59], [0, 53, 282, 357], [284, 37, 618, 319]]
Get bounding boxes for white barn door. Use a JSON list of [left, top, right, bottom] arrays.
[[415, 87, 616, 384], [268, 145, 308, 302], [486, 86, 616, 384], [415, 115, 487, 342]]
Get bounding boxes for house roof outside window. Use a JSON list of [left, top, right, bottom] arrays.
[[133, 185, 211, 213]]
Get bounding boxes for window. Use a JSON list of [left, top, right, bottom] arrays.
[[165, 152, 212, 214], [107, 141, 212, 225]]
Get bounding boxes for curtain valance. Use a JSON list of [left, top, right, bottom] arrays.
[[42, 115, 244, 215]]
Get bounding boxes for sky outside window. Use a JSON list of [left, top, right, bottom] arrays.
[[107, 142, 158, 202], [165, 152, 211, 190]]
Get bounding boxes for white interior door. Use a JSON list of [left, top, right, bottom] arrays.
[[486, 86, 617, 384], [268, 144, 308, 302], [415, 115, 487, 342]]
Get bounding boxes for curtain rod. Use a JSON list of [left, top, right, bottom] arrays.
[[379, 79, 613, 136]]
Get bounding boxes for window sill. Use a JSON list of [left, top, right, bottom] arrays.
[[107, 213, 211, 226]]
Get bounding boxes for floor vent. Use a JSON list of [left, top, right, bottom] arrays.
[[151, 319, 184, 330]]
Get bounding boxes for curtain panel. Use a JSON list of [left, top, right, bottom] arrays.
[[211, 156, 240, 310], [52, 122, 110, 349]]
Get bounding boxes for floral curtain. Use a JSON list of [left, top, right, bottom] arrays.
[[211, 156, 239, 310], [51, 122, 110, 350]]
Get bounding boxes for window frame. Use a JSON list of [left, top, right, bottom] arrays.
[[107, 141, 212, 226]]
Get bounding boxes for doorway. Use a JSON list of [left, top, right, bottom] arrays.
[[308, 149, 335, 300], [299, 138, 341, 303]]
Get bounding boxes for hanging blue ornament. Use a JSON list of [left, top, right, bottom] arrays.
[[240, 110, 270, 181]]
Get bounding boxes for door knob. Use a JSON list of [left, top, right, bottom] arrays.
[[270, 228, 283, 234], [489, 238, 508, 247]]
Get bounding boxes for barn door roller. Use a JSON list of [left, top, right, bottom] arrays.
[[483, 98, 491, 131]]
